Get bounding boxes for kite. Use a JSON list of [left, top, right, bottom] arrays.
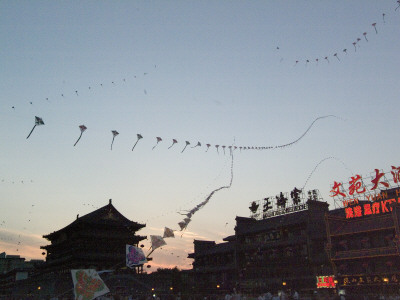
[[110, 130, 119, 150], [178, 218, 191, 231], [372, 23, 377, 34], [396, 1, 400, 11], [353, 42, 357, 51], [132, 134, 143, 150], [343, 49, 347, 55], [163, 227, 175, 238], [222, 145, 226, 155], [363, 32, 368, 42], [75, 91, 78, 96], [168, 139, 178, 149], [26, 116, 44, 139], [191, 141, 201, 148], [383, 13, 386, 22], [181, 141, 190, 153], [71, 269, 110, 300], [152, 137, 162, 150], [74, 125, 87, 146], [215, 145, 220, 153], [126, 244, 147, 268], [147, 235, 167, 257], [333, 53, 340, 61], [206, 144, 211, 152], [324, 56, 329, 63]]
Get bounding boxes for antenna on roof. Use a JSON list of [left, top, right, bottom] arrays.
[[109, 199, 112, 204]]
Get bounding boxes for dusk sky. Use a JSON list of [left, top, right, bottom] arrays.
[[1, 1, 400, 271]]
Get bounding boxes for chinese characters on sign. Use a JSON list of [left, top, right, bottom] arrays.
[[249, 188, 320, 220], [340, 273, 399, 286], [330, 166, 400, 219], [316, 275, 336, 288]]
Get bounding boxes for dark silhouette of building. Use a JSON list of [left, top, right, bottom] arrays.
[[1, 199, 149, 299], [188, 237, 236, 296], [326, 188, 400, 298], [188, 199, 334, 298], [40, 199, 146, 273]]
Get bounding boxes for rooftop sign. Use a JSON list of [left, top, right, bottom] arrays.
[[249, 188, 321, 220], [329, 165, 400, 219]]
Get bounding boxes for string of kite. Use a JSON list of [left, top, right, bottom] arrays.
[[145, 148, 234, 256], [7, 5, 399, 114], [25, 115, 342, 153], [177, 149, 234, 232], [284, 4, 399, 67]]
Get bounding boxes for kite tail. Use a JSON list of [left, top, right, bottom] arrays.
[[132, 140, 139, 151], [181, 145, 188, 153], [26, 125, 36, 139], [111, 136, 115, 150], [74, 132, 83, 146]]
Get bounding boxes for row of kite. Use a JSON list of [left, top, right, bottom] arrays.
[[10, 67, 156, 111], [288, 3, 399, 67], [26, 115, 342, 152]]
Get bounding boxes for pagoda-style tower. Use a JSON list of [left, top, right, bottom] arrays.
[[40, 199, 146, 273]]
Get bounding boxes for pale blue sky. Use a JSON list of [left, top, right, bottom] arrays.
[[1, 1, 399, 270]]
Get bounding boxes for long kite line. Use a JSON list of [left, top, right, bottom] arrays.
[[302, 156, 354, 191], [25, 115, 342, 153]]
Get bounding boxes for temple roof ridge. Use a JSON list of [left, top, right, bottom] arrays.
[[43, 199, 145, 239]]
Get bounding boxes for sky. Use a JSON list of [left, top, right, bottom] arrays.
[[1, 1, 400, 272]]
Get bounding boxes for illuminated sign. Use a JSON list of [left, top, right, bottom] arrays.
[[339, 273, 399, 286], [316, 275, 336, 288], [329, 165, 400, 211], [249, 189, 320, 220], [344, 190, 400, 219]]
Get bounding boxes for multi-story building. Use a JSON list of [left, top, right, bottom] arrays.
[[188, 237, 236, 296], [235, 198, 332, 296], [326, 187, 400, 298], [189, 193, 336, 298]]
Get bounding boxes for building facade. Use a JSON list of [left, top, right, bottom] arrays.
[[326, 188, 400, 298], [188, 199, 336, 298]]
